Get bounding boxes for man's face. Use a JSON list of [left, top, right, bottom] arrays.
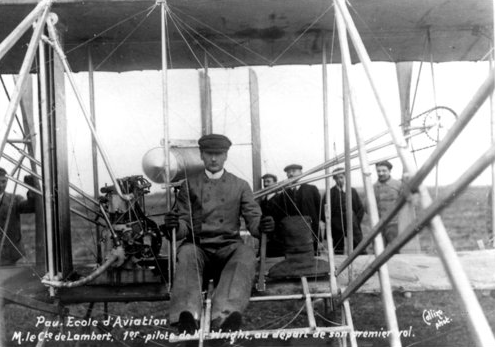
[[333, 173, 345, 188], [376, 165, 391, 183], [0, 175, 7, 195], [286, 168, 302, 179], [201, 150, 228, 174], [263, 177, 276, 188]]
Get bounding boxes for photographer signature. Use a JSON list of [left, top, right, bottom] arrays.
[[422, 309, 452, 330]]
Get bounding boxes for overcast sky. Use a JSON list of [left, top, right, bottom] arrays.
[[1, 61, 494, 197]]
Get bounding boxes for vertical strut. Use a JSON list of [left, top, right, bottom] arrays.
[[88, 46, 101, 264], [159, 0, 175, 288], [321, 34, 338, 296], [335, 2, 401, 345]]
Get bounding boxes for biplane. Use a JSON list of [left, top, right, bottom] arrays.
[[0, 0, 495, 346]]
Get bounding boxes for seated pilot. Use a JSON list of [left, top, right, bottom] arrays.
[[163, 134, 274, 333]]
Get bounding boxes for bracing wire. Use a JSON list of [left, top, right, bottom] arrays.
[[65, 4, 158, 56], [346, 0, 395, 62], [169, 5, 272, 65], [270, 3, 334, 66], [95, 5, 158, 71]]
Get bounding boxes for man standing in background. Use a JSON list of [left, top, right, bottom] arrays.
[[0, 168, 36, 265], [374, 160, 402, 245]]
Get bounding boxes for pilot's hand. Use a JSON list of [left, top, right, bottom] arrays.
[[260, 216, 275, 234], [162, 211, 179, 240]]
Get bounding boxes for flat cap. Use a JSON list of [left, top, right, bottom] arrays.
[[284, 164, 303, 172], [375, 160, 393, 170], [332, 167, 345, 176], [198, 134, 232, 152], [262, 173, 277, 181]]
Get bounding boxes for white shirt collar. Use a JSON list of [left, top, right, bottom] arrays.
[[0, 193, 4, 202], [205, 169, 225, 180]]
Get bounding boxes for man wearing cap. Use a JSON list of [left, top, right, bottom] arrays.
[[374, 160, 402, 244], [0, 168, 37, 265], [163, 134, 274, 334], [273, 164, 323, 254], [325, 168, 365, 254]]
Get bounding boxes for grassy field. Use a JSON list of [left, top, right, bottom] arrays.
[[3, 186, 495, 346]]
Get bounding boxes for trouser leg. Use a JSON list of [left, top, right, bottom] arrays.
[[383, 224, 398, 246], [169, 243, 207, 324], [211, 243, 256, 322]]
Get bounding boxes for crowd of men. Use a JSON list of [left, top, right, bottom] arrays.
[[0, 133, 405, 335]]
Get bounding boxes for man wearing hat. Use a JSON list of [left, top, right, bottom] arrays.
[[324, 167, 365, 254], [163, 134, 274, 334], [272, 164, 323, 254], [0, 168, 37, 265], [374, 160, 402, 244]]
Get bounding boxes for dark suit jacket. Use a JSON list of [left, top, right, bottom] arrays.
[[0, 192, 35, 264], [272, 183, 322, 236], [325, 186, 365, 253]]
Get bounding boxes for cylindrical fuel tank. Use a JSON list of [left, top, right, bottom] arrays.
[[142, 146, 204, 183]]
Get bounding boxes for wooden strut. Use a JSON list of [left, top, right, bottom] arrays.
[[254, 128, 424, 200], [334, 3, 401, 346], [337, 68, 495, 275], [321, 34, 338, 297], [334, 0, 495, 345]]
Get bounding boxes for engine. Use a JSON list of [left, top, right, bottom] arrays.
[[99, 175, 162, 269]]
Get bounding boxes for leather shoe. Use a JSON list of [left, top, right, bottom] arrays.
[[178, 311, 197, 335], [220, 311, 242, 331]]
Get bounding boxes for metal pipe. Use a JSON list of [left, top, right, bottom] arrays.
[[334, 6, 401, 345], [343, 300, 358, 347], [249, 292, 333, 302], [42, 250, 121, 288], [337, 66, 495, 275], [321, 34, 338, 296], [335, 0, 495, 344], [44, 18, 128, 201], [7, 139, 31, 144], [0, 0, 51, 62], [0, 6, 51, 159], [99, 203, 120, 246], [301, 277, 317, 329], [158, 0, 175, 288], [254, 129, 423, 200], [342, 61, 353, 280], [88, 46, 102, 264], [287, 153, 398, 189], [339, 142, 495, 306], [38, 36, 56, 297], [70, 208, 105, 228]]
